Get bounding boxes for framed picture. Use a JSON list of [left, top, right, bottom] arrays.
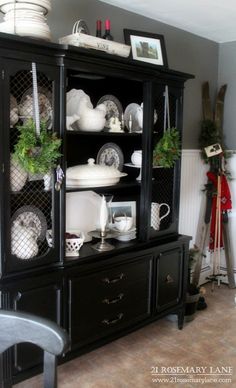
[[123, 29, 168, 67], [109, 201, 136, 227]]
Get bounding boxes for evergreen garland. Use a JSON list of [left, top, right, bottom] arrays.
[[153, 127, 181, 168], [199, 119, 232, 170], [13, 119, 62, 174]]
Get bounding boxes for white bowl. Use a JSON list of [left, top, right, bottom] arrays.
[[66, 159, 127, 188], [65, 230, 85, 257], [114, 216, 133, 232], [78, 115, 105, 132], [46, 229, 85, 257], [131, 150, 142, 166]]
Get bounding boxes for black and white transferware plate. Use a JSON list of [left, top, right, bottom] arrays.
[[97, 95, 123, 128], [96, 142, 124, 171], [11, 205, 47, 241]]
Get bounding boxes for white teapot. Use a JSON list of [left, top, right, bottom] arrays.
[[11, 220, 39, 260]]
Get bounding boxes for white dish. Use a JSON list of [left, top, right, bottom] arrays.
[[66, 175, 127, 188], [97, 95, 123, 128], [96, 142, 124, 171], [0, 0, 51, 14], [116, 233, 136, 242], [124, 162, 141, 168], [131, 150, 142, 166], [113, 227, 137, 241], [19, 86, 52, 123], [1, 3, 50, 14], [66, 158, 127, 188], [11, 205, 47, 241], [124, 103, 142, 132], [66, 191, 102, 242], [0, 21, 51, 40]]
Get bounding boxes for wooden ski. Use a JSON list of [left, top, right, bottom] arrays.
[[222, 212, 236, 288], [202, 82, 213, 121], [192, 184, 212, 286], [214, 84, 227, 137]]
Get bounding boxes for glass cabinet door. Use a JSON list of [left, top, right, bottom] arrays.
[[1, 59, 61, 274]]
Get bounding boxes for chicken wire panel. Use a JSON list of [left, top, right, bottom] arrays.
[[150, 88, 178, 233], [9, 70, 54, 262], [151, 168, 174, 232]]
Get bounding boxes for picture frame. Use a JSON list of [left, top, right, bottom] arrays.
[[123, 29, 168, 68], [109, 201, 136, 227]]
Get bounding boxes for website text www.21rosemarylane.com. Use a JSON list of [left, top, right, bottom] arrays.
[[150, 366, 233, 385]]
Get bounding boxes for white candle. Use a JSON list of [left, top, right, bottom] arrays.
[[100, 195, 108, 233]]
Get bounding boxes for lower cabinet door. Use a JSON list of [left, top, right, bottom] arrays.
[[5, 272, 63, 374], [67, 254, 153, 349], [156, 245, 183, 312]]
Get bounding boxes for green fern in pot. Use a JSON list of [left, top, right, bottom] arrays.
[[153, 127, 181, 168], [13, 119, 62, 175]]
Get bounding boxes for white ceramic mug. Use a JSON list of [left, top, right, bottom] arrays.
[[114, 215, 133, 232], [151, 202, 170, 231]]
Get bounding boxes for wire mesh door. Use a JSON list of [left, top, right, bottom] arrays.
[[150, 84, 183, 238], [3, 61, 61, 274]]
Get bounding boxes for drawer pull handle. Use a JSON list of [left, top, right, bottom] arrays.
[[102, 313, 124, 326], [102, 293, 124, 305], [102, 273, 124, 284], [166, 274, 174, 283]]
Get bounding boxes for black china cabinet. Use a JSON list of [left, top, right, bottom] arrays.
[[0, 32, 193, 384]]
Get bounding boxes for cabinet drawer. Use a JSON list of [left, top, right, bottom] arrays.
[[73, 258, 150, 297], [68, 255, 153, 348], [156, 247, 183, 312]]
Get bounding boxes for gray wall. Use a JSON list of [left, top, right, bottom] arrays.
[[47, 0, 219, 149], [218, 42, 236, 149], [0, 0, 219, 148]]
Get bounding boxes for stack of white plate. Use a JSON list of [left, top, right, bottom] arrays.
[[0, 0, 52, 41], [115, 227, 137, 242]]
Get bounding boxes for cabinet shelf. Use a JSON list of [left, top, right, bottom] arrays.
[[66, 181, 141, 193], [66, 130, 142, 137]]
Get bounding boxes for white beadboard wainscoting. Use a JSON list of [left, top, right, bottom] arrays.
[[179, 150, 236, 285]]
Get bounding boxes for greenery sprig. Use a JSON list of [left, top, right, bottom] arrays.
[[13, 119, 62, 174], [153, 127, 181, 168]]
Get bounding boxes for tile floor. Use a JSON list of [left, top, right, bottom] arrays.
[[15, 282, 236, 387]]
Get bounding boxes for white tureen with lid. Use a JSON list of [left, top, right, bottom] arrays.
[[66, 158, 127, 188]]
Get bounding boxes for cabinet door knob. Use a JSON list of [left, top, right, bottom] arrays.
[[102, 273, 124, 284], [166, 274, 174, 283], [102, 313, 124, 326], [102, 293, 124, 305]]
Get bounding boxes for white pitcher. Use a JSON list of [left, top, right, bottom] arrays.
[[151, 202, 170, 231]]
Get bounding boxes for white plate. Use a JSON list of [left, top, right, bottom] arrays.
[[19, 86, 52, 123], [66, 191, 102, 242], [114, 227, 137, 241], [96, 142, 124, 171], [11, 205, 47, 241], [124, 103, 141, 132], [97, 95, 123, 128]]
